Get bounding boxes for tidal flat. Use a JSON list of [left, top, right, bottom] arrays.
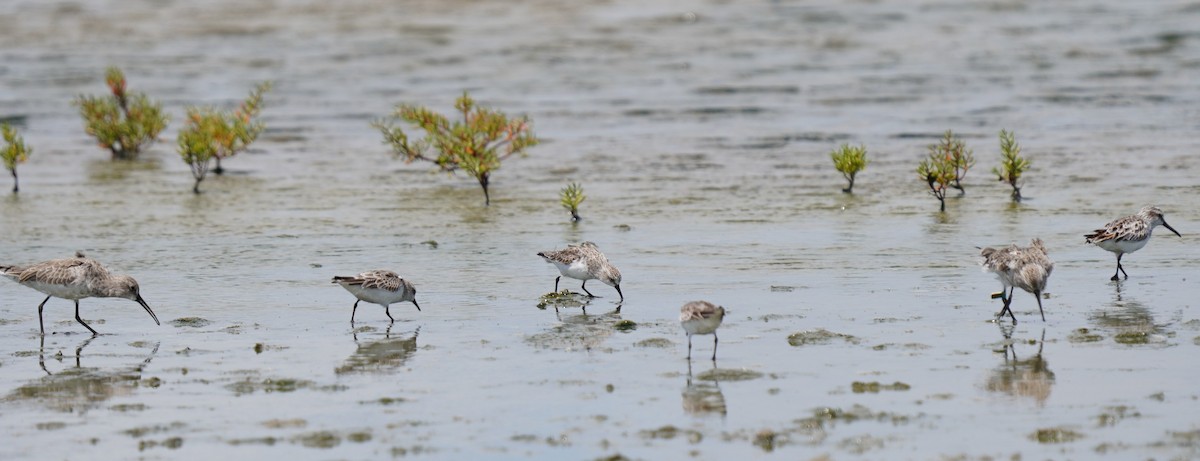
[[2, 0, 1200, 459]]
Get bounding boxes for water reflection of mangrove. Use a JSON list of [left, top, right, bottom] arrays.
[[7, 339, 160, 413], [984, 326, 1054, 404], [682, 361, 726, 418], [336, 326, 419, 375]]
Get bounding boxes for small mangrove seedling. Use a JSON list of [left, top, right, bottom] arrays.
[[74, 67, 169, 160], [929, 130, 974, 194], [830, 143, 868, 193], [1, 123, 31, 193], [177, 82, 272, 194], [993, 129, 1029, 202], [560, 182, 586, 221], [373, 92, 539, 206], [917, 149, 955, 212]]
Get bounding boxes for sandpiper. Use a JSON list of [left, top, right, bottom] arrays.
[[980, 239, 1054, 323], [332, 270, 420, 323], [537, 242, 623, 301], [0, 251, 159, 335], [680, 300, 726, 361], [1085, 206, 1181, 281]]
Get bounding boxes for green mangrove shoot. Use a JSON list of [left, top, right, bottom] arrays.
[[830, 143, 868, 193], [560, 182, 585, 221], [1, 123, 31, 193], [917, 148, 955, 212], [373, 92, 539, 206], [930, 130, 974, 194], [177, 82, 271, 194], [993, 129, 1029, 202], [74, 67, 169, 160]]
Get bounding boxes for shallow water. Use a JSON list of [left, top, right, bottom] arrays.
[[2, 0, 1200, 459]]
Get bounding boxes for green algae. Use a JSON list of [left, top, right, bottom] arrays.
[[137, 437, 184, 451], [1095, 405, 1140, 427], [1032, 427, 1084, 443], [227, 437, 278, 446], [787, 329, 860, 346], [613, 319, 637, 331], [1069, 328, 1104, 343], [1114, 331, 1150, 344], [536, 289, 590, 309], [226, 377, 315, 396], [295, 430, 340, 449], [639, 425, 703, 443], [851, 381, 911, 393], [753, 429, 778, 452], [169, 317, 212, 328], [261, 418, 307, 429], [124, 422, 187, 438]]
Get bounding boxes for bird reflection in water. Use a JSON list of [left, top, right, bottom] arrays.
[[337, 325, 420, 375], [682, 360, 727, 418], [12, 337, 160, 412], [531, 305, 623, 353], [984, 325, 1054, 405]]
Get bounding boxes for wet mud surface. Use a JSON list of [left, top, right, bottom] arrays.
[[2, 0, 1200, 459]]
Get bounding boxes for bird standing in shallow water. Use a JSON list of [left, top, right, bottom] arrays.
[[980, 239, 1054, 324], [332, 270, 420, 324], [0, 251, 159, 335], [1085, 206, 1181, 281], [680, 300, 726, 361], [537, 242, 623, 302]]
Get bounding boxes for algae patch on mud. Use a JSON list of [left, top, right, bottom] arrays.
[[1069, 328, 1104, 343], [1113, 331, 1151, 345], [170, 317, 213, 328], [1031, 427, 1084, 443], [639, 425, 703, 443], [226, 377, 317, 395], [851, 381, 911, 393], [787, 329, 860, 346], [536, 290, 590, 309], [1095, 405, 1140, 427]]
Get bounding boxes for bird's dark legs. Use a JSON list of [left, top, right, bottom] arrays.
[[351, 300, 360, 324], [74, 300, 98, 336], [686, 334, 693, 360], [37, 295, 51, 335], [581, 280, 596, 298], [1007, 287, 1018, 324], [711, 332, 719, 362], [554, 276, 561, 292], [1112, 253, 1127, 281], [385, 305, 395, 323], [995, 287, 1017, 324], [1035, 291, 1046, 321]]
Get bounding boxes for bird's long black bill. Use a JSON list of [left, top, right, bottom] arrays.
[[137, 295, 161, 325], [1163, 221, 1182, 238], [615, 285, 624, 302], [412, 300, 422, 312]]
